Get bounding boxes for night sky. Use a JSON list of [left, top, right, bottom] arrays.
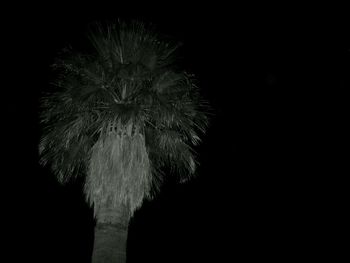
[[3, 3, 348, 262]]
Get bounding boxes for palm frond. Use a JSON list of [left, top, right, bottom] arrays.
[[39, 19, 210, 219], [85, 128, 154, 219]]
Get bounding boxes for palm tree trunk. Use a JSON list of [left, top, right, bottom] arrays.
[[92, 205, 130, 263], [92, 223, 128, 263]]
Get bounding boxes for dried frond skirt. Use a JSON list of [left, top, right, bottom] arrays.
[[85, 131, 152, 222]]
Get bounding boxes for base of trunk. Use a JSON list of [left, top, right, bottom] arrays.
[[92, 223, 128, 263]]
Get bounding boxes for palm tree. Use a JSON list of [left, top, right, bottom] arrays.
[[39, 20, 210, 263]]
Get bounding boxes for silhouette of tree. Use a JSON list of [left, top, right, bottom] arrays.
[[39, 20, 210, 263]]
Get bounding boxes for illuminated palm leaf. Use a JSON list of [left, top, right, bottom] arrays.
[[39, 20, 210, 220]]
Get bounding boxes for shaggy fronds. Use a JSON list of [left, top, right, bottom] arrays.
[[39, 20, 210, 219], [85, 127, 152, 218]]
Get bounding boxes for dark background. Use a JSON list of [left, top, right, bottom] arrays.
[[2, 3, 348, 262]]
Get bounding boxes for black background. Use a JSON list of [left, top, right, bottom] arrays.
[[2, 3, 348, 262]]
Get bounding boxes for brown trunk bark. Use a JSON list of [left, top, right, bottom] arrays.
[[91, 205, 130, 263]]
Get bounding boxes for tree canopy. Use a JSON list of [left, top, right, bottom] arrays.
[[39, 20, 210, 219]]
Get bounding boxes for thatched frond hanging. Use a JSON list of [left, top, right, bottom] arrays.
[[85, 125, 152, 218]]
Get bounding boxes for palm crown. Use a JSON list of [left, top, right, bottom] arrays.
[[39, 20, 210, 221]]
